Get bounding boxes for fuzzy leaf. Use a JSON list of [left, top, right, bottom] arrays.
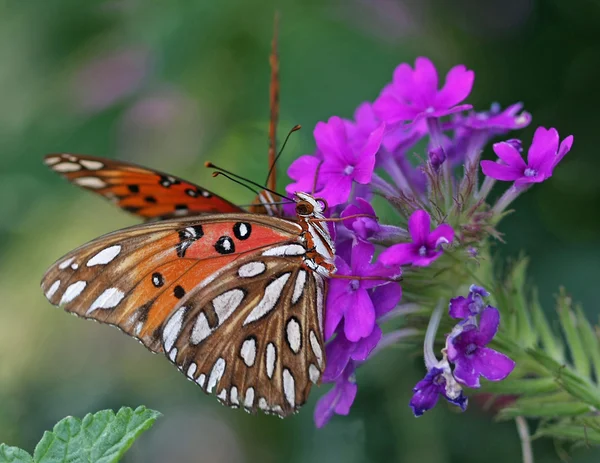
[[0, 445, 33, 463], [497, 400, 591, 419], [575, 304, 600, 382], [530, 287, 564, 362], [557, 289, 590, 379], [526, 349, 600, 408], [481, 377, 559, 395], [534, 423, 600, 445], [509, 258, 536, 348], [32, 406, 160, 463]]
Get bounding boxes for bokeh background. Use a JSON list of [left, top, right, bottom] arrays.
[[1, 0, 599, 461]]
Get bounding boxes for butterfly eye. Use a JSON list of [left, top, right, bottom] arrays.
[[314, 197, 328, 211], [295, 200, 313, 216]]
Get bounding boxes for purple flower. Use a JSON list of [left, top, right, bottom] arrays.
[[288, 116, 385, 207], [314, 362, 357, 428], [373, 57, 474, 124], [462, 102, 531, 132], [448, 285, 490, 319], [410, 366, 468, 417], [286, 152, 324, 197], [481, 126, 573, 186], [379, 210, 454, 267], [325, 240, 400, 342], [341, 198, 379, 240], [323, 324, 382, 382], [446, 307, 516, 388]]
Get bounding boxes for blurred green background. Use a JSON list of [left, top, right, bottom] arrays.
[[1, 0, 599, 461]]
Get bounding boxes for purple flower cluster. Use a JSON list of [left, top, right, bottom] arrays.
[[410, 286, 515, 416], [284, 56, 572, 427]]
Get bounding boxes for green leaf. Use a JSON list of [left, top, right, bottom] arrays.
[[534, 423, 600, 445], [530, 287, 564, 362], [480, 377, 559, 395], [526, 349, 600, 408], [497, 399, 591, 419], [33, 406, 161, 463], [0, 445, 33, 463], [508, 258, 536, 348], [557, 288, 590, 378], [575, 304, 600, 383]]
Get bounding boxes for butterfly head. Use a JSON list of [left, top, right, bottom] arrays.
[[294, 192, 327, 219]]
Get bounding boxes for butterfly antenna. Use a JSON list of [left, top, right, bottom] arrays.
[[266, 11, 280, 192], [311, 159, 324, 194], [206, 162, 295, 202], [211, 172, 262, 196], [264, 124, 301, 187]]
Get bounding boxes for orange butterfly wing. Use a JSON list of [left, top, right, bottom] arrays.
[[44, 154, 243, 220], [41, 213, 326, 416]]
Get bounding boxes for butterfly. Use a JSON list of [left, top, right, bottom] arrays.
[[40, 17, 337, 417]]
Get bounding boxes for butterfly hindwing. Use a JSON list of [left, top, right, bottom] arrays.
[[165, 257, 326, 416], [44, 154, 243, 220]]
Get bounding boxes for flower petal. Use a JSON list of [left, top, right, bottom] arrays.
[[371, 283, 402, 317], [351, 325, 382, 361], [344, 289, 376, 342], [323, 331, 354, 381], [553, 134, 574, 169], [408, 209, 431, 244], [472, 347, 516, 382], [426, 223, 454, 249], [493, 142, 527, 169], [527, 126, 559, 170], [351, 239, 376, 276], [314, 116, 353, 164], [480, 160, 523, 181], [435, 64, 475, 109], [413, 57, 439, 107], [452, 356, 481, 388], [314, 387, 338, 428], [474, 306, 500, 345], [379, 242, 419, 266], [449, 296, 471, 319]]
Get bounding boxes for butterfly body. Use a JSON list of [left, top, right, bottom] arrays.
[[42, 195, 334, 417]]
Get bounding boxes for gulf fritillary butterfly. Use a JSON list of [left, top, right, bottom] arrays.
[[40, 18, 337, 417]]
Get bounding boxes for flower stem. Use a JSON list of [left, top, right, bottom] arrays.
[[515, 416, 534, 463], [477, 175, 496, 201], [492, 184, 530, 216], [371, 173, 401, 197], [423, 300, 444, 369]]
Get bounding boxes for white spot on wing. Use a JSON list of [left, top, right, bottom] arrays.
[[292, 270, 306, 304], [74, 177, 107, 189], [213, 289, 244, 324], [46, 280, 60, 298], [309, 364, 320, 384], [258, 398, 268, 410], [87, 245, 121, 267], [286, 318, 301, 353], [238, 262, 266, 278], [169, 348, 177, 361], [53, 162, 81, 172], [87, 288, 125, 314], [134, 322, 143, 337], [261, 244, 306, 257], [197, 374, 206, 388], [44, 156, 61, 165], [162, 306, 186, 351], [190, 312, 212, 345], [310, 330, 324, 368], [187, 363, 197, 379], [244, 387, 255, 408], [217, 389, 227, 401], [315, 275, 324, 334], [266, 343, 276, 379], [240, 338, 257, 367], [207, 358, 226, 393], [60, 281, 86, 304], [283, 369, 295, 408], [243, 273, 291, 325], [79, 159, 104, 170], [230, 387, 239, 405], [58, 257, 74, 270]]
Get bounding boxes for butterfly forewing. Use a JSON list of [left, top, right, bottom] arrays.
[[44, 154, 243, 220], [41, 213, 326, 416]]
